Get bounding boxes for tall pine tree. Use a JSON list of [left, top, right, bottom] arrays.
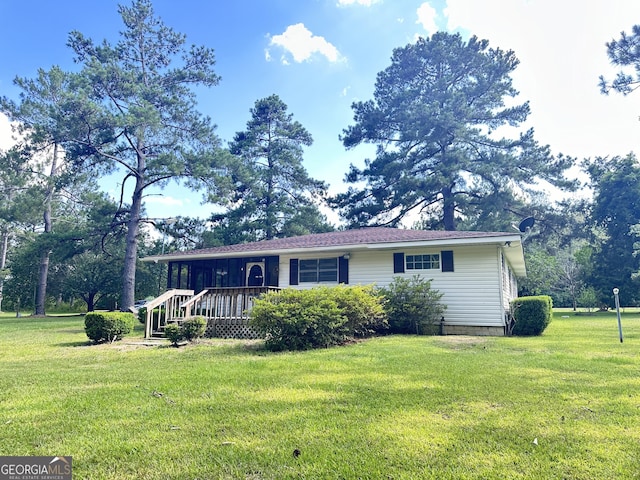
[[332, 33, 574, 230], [213, 94, 331, 243], [61, 0, 231, 310]]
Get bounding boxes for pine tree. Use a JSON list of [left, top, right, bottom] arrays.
[[333, 33, 574, 230]]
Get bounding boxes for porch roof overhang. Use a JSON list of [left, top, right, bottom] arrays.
[[142, 228, 527, 277]]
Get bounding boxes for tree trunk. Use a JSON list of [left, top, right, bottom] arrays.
[[34, 251, 50, 316], [87, 292, 95, 312], [121, 182, 143, 311], [35, 143, 59, 316], [121, 147, 145, 312], [442, 185, 457, 231]]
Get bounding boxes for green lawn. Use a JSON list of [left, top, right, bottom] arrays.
[[0, 311, 639, 479]]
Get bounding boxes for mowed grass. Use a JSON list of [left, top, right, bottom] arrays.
[[0, 311, 639, 479]]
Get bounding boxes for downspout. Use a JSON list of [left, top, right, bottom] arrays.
[[497, 246, 507, 335]]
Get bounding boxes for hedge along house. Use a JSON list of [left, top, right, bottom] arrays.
[[141, 227, 526, 338]]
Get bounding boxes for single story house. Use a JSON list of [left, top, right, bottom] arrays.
[[141, 227, 526, 338]]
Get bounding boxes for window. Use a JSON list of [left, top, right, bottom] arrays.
[[299, 258, 338, 283], [394, 251, 454, 273], [406, 254, 440, 270]]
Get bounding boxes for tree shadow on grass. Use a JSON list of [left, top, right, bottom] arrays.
[[56, 340, 93, 347]]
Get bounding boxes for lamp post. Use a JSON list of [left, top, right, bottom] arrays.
[[613, 288, 623, 343]]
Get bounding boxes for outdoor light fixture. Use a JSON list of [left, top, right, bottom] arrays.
[[343, 253, 351, 260]]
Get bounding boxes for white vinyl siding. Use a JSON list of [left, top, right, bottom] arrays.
[[500, 251, 518, 310], [281, 245, 510, 327]]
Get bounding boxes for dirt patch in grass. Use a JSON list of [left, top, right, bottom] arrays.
[[115, 337, 265, 351], [433, 335, 489, 350]]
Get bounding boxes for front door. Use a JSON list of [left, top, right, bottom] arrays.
[[246, 262, 265, 287]]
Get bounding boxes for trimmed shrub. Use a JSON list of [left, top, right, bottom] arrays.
[[378, 276, 446, 335], [250, 288, 347, 351], [250, 286, 389, 351], [182, 316, 206, 341], [250, 286, 390, 351], [164, 323, 183, 347], [84, 312, 135, 343], [510, 295, 553, 336], [330, 285, 388, 337]]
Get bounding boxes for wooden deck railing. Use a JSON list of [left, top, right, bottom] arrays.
[[182, 287, 280, 321], [144, 286, 280, 338]]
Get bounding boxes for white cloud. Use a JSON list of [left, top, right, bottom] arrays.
[[268, 23, 344, 64], [0, 113, 17, 150], [337, 0, 380, 6], [146, 195, 186, 207], [442, 0, 640, 162], [416, 2, 438, 35]]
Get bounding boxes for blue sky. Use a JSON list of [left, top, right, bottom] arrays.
[[2, 0, 640, 224]]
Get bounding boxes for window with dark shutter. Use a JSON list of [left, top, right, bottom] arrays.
[[441, 250, 454, 272], [393, 253, 405, 273]]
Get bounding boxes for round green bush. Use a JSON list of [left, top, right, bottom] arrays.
[[379, 275, 446, 335], [85, 312, 135, 343], [510, 295, 553, 336], [330, 285, 388, 337], [164, 323, 183, 346], [182, 316, 207, 341]]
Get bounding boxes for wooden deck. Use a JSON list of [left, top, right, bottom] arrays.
[[144, 287, 280, 339]]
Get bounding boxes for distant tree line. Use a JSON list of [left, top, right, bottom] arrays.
[[1, 0, 639, 313]]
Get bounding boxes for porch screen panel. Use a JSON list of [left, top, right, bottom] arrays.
[[228, 258, 242, 287], [168, 262, 176, 289], [266, 256, 279, 287], [178, 263, 190, 289]]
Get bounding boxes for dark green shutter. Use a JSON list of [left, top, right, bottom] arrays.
[[339, 257, 349, 284], [289, 259, 299, 285], [393, 253, 405, 273], [441, 250, 454, 272]]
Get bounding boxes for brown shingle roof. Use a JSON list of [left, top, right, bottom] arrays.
[[148, 227, 518, 260]]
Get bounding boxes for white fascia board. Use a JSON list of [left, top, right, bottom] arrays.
[[363, 235, 523, 250], [141, 245, 353, 263]]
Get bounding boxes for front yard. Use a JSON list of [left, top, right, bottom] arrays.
[[0, 311, 638, 479]]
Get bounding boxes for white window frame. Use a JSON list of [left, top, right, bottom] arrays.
[[406, 253, 440, 271]]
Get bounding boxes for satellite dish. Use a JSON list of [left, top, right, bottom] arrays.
[[518, 216, 535, 234]]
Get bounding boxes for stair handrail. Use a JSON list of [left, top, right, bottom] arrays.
[[180, 288, 211, 311], [146, 289, 194, 311], [144, 289, 194, 338]]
